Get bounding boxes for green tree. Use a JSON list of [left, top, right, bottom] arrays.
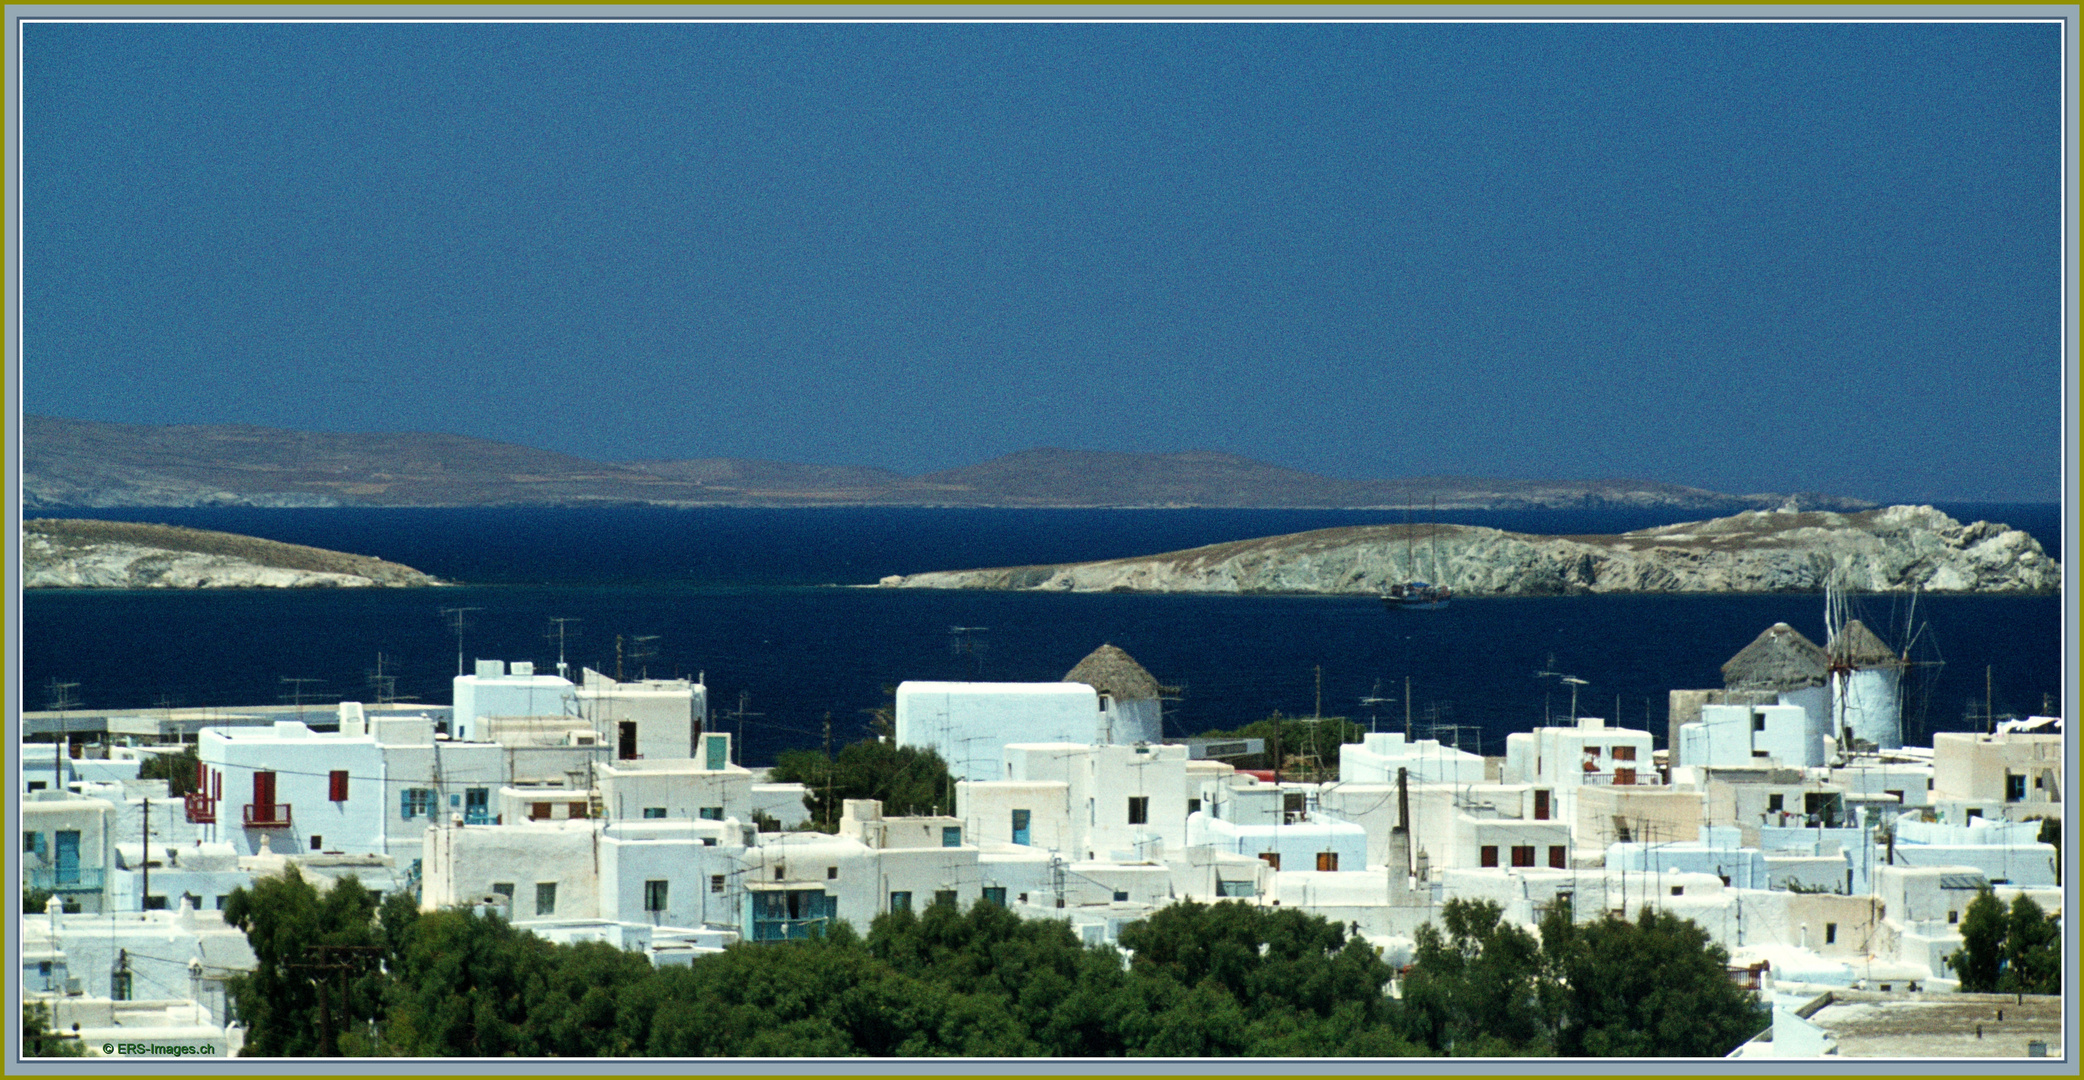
[[23, 1002, 85, 1057], [769, 739, 955, 830], [1399, 898, 1553, 1054], [137, 746, 201, 797], [221, 868, 385, 1056], [1197, 712, 1366, 780], [1998, 893, 2060, 995], [1947, 888, 2008, 992], [1546, 903, 1766, 1056]]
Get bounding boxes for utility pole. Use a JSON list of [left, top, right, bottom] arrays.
[[822, 713, 834, 828], [1404, 676, 1413, 739], [47, 680, 81, 790], [141, 795, 150, 911], [285, 944, 383, 1056]]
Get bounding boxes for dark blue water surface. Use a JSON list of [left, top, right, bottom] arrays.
[[20, 505, 2064, 766]]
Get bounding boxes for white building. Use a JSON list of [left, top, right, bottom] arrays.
[[1930, 726, 2064, 824], [1679, 703, 1829, 769], [451, 659, 579, 741], [1337, 732, 1487, 787], [1502, 715, 1656, 824], [897, 682, 1103, 784], [21, 897, 255, 1057], [194, 711, 505, 876], [960, 742, 1192, 863], [575, 667, 708, 763]]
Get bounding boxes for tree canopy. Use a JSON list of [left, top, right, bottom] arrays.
[[768, 738, 955, 830], [1948, 888, 2061, 995], [223, 875, 1766, 1057]]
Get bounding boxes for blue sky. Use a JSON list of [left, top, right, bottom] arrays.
[[19, 18, 2066, 501]]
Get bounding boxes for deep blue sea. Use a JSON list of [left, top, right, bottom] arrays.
[[19, 504, 2065, 766]]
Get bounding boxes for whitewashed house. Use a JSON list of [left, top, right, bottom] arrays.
[[23, 790, 117, 913]]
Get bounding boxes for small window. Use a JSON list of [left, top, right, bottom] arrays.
[[1112, 890, 1129, 902], [890, 891, 911, 913], [699, 807, 724, 821], [1549, 846, 1567, 869], [774, 866, 785, 881], [942, 826, 961, 847], [1259, 852, 1281, 870], [531, 803, 553, 821], [401, 788, 434, 819], [27, 781, 45, 791], [644, 880, 668, 912], [492, 882, 515, 906], [1768, 794, 1784, 812], [1966, 808, 1983, 821], [1752, 713, 1766, 732], [1316, 852, 1339, 872], [1612, 746, 1636, 761], [1533, 790, 1550, 820], [1127, 796, 1149, 825], [1948, 910, 1959, 924], [328, 770, 349, 802], [310, 835, 323, 851], [1187, 798, 1201, 815], [1511, 846, 1535, 868], [2005, 774, 2026, 802], [826, 866, 838, 880], [1752, 750, 1771, 758], [933, 889, 957, 908], [536, 882, 557, 916], [642, 807, 668, 819], [1480, 846, 1499, 868], [982, 886, 1006, 906], [216, 895, 229, 910], [1097, 694, 1109, 713], [143, 895, 168, 911], [1825, 923, 1837, 945], [1670, 886, 1684, 896], [710, 874, 725, 894], [112, 971, 133, 1001], [24, 831, 43, 855], [1583, 746, 1601, 758]]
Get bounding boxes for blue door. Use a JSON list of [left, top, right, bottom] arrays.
[[464, 788, 490, 825], [1011, 810, 1030, 846], [54, 831, 80, 885]]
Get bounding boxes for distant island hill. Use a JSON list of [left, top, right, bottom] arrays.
[[879, 506, 2059, 597], [22, 519, 445, 589], [25, 414, 1879, 511]]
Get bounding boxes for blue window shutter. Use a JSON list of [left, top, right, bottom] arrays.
[[400, 790, 413, 818]]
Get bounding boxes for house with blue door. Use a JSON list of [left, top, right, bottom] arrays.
[[23, 790, 116, 913]]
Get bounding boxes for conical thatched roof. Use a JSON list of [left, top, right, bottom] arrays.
[[1828, 619, 1902, 668], [1722, 623, 1827, 691], [1063, 643, 1165, 700]]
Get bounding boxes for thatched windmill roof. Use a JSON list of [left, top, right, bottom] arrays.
[[1063, 643, 1168, 700], [1827, 619, 1903, 669], [1722, 623, 1827, 691]]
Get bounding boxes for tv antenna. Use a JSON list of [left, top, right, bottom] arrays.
[[1560, 676, 1589, 723], [544, 618, 582, 681], [365, 654, 415, 705], [46, 680, 80, 789], [1359, 679, 1393, 735], [279, 677, 324, 722], [949, 626, 988, 675], [439, 607, 481, 677]]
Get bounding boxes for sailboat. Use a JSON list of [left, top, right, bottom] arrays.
[[1382, 501, 1452, 611]]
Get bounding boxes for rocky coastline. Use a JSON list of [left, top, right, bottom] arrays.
[[877, 506, 2059, 596]]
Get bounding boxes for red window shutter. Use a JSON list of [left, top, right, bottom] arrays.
[[1549, 846, 1567, 869], [1480, 846, 1499, 868], [1512, 846, 1535, 868], [329, 770, 349, 802]]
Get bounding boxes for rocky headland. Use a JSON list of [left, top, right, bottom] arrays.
[[877, 506, 2059, 596], [22, 519, 447, 588]]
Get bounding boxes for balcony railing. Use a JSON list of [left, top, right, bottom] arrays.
[[243, 803, 293, 828], [184, 792, 216, 824], [27, 866, 106, 892]]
